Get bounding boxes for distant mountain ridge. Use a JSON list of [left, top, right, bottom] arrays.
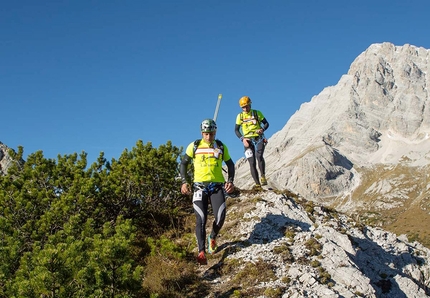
[[235, 42, 430, 244]]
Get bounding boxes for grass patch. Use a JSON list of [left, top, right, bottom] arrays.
[[304, 237, 323, 256], [231, 258, 277, 288]]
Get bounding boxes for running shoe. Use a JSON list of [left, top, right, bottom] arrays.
[[197, 251, 207, 265], [261, 176, 268, 186], [252, 184, 263, 191], [207, 236, 217, 254]]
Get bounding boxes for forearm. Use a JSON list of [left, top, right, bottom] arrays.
[[234, 124, 243, 139], [179, 155, 191, 183], [261, 119, 269, 131], [225, 159, 235, 182]]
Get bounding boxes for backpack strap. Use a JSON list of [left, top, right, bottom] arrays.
[[193, 139, 201, 158], [215, 139, 224, 151], [253, 110, 259, 125]]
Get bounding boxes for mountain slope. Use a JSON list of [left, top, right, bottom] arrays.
[[234, 42, 430, 246], [200, 190, 430, 297]]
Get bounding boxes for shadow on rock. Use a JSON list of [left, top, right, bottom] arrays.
[[347, 227, 429, 297]]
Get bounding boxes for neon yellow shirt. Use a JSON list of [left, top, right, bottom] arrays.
[[236, 109, 265, 138], [185, 140, 231, 183]]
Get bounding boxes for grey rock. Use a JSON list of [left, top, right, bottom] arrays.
[[213, 191, 430, 297], [225, 43, 430, 296], [236, 43, 430, 199], [0, 141, 19, 175]]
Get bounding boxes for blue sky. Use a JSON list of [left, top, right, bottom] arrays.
[[2, 0, 430, 164]]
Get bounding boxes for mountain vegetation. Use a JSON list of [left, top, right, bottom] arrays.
[[0, 141, 197, 297], [1, 141, 429, 297]]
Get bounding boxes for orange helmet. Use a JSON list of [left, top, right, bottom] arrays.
[[239, 96, 252, 107]]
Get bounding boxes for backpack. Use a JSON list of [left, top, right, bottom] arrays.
[[193, 139, 224, 158]]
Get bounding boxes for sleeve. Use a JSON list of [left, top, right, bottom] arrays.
[[179, 155, 191, 183], [235, 113, 243, 138], [257, 110, 265, 121], [179, 142, 195, 183], [222, 144, 232, 161], [222, 144, 235, 183], [235, 124, 242, 139], [257, 110, 269, 131], [225, 159, 235, 183], [184, 142, 195, 158], [235, 113, 242, 125], [261, 118, 269, 131]]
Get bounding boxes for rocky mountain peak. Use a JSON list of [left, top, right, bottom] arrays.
[[236, 42, 430, 196], [234, 42, 430, 248]]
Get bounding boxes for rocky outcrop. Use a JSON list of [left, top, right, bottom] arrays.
[[0, 142, 24, 175], [204, 191, 430, 297], [0, 142, 16, 175], [235, 43, 430, 202]]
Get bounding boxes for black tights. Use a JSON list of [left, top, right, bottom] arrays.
[[193, 187, 226, 252], [245, 139, 266, 185]]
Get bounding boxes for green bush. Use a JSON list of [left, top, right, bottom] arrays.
[[0, 140, 184, 297]]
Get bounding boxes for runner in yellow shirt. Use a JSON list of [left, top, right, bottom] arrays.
[[234, 96, 269, 189], [180, 119, 235, 265]]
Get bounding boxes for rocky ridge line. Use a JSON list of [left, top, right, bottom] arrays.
[[201, 190, 430, 297]]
